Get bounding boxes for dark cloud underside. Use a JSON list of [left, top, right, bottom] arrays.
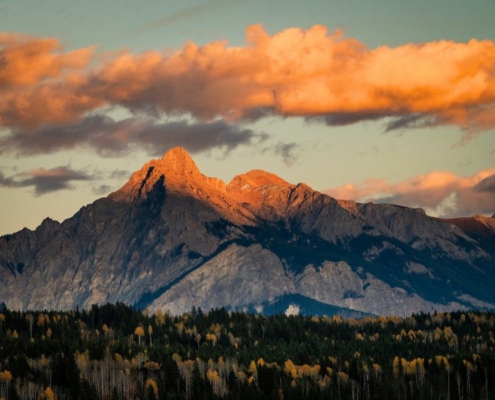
[[0, 166, 93, 195], [0, 115, 268, 157]]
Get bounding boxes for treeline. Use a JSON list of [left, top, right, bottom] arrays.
[[0, 303, 495, 399]]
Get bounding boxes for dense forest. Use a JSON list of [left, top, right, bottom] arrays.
[[0, 303, 494, 399]]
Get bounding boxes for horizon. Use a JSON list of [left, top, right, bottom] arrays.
[[1, 0, 494, 236]]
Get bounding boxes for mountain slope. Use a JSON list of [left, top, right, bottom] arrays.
[[1, 147, 494, 315]]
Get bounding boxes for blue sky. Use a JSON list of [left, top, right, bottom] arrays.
[[0, 0, 494, 235]]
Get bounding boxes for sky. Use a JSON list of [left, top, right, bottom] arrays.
[[0, 0, 494, 236]]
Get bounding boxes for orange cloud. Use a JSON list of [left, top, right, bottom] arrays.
[[0, 33, 93, 90], [1, 26, 495, 134], [0, 33, 96, 129], [324, 169, 495, 218]]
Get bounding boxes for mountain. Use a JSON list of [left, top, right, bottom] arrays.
[[1, 147, 494, 316]]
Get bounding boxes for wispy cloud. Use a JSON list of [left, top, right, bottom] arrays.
[[109, 169, 130, 180], [324, 169, 495, 218], [92, 184, 113, 196], [272, 142, 299, 166], [0, 166, 94, 195], [2, 26, 495, 141], [130, 0, 244, 36]]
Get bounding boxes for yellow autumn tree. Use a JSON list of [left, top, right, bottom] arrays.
[[0, 370, 12, 382], [155, 309, 165, 326], [135, 326, 145, 346], [145, 379, 158, 399], [43, 387, 55, 400], [206, 333, 217, 346], [248, 360, 258, 382], [284, 360, 298, 380], [148, 325, 153, 346], [37, 313, 46, 327], [0, 369, 12, 400]]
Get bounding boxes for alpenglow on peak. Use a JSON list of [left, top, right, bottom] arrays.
[[160, 147, 201, 177]]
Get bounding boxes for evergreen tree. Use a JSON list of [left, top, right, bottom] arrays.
[[79, 379, 100, 400], [51, 351, 80, 399]]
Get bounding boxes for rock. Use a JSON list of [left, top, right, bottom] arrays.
[[0, 147, 494, 316]]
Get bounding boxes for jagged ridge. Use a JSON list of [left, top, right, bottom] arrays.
[[0, 147, 494, 316]]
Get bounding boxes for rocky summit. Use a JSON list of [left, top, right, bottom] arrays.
[[1, 147, 494, 316]]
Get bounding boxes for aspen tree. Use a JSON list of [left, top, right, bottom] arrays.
[[43, 387, 55, 400], [145, 379, 158, 399], [26, 313, 34, 339], [134, 326, 145, 346], [206, 332, 217, 346], [0, 370, 12, 400], [248, 360, 258, 382], [155, 309, 165, 326]]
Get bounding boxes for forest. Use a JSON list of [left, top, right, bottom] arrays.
[[0, 303, 494, 399]]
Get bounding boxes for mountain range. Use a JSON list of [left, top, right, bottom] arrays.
[[1, 147, 494, 316]]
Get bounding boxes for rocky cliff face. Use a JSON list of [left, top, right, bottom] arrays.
[[1, 147, 494, 316]]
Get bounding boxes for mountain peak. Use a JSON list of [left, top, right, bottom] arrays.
[[227, 170, 290, 192], [110, 147, 219, 201], [160, 147, 200, 177]]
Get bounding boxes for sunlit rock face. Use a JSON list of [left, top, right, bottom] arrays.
[[1, 147, 494, 316]]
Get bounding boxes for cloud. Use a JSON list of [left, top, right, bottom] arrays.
[[135, 118, 268, 156], [2, 26, 495, 138], [110, 169, 130, 180], [92, 184, 113, 196], [324, 169, 495, 218], [0, 115, 268, 157], [384, 114, 440, 132], [130, 0, 243, 36], [473, 174, 495, 193], [307, 113, 385, 127], [0, 33, 92, 91], [272, 142, 299, 166], [0, 166, 93, 195]]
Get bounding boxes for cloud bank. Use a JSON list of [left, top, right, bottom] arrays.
[[0, 166, 93, 195], [1, 25, 495, 139], [324, 169, 495, 218], [0, 115, 267, 157]]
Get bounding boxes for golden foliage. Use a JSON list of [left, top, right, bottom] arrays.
[[145, 379, 158, 398]]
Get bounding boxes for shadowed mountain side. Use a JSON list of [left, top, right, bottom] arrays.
[[438, 215, 495, 254], [0, 147, 494, 316]]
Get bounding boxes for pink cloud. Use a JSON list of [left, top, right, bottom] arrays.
[[324, 169, 495, 218]]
